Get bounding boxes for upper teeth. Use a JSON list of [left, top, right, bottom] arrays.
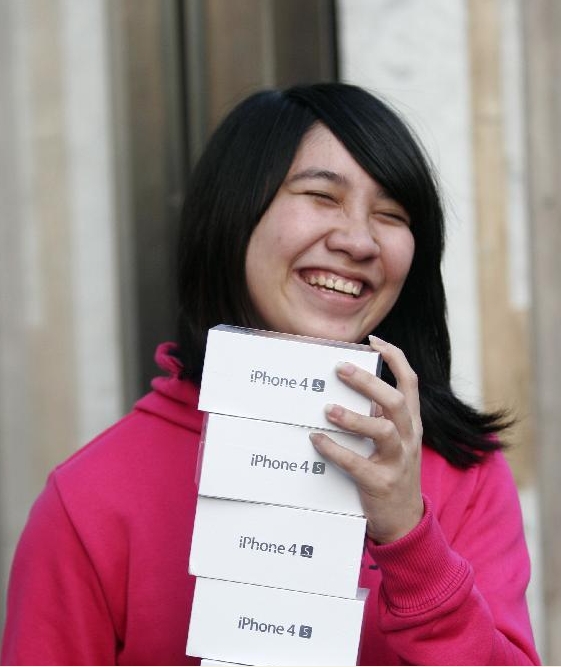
[[307, 274, 362, 296]]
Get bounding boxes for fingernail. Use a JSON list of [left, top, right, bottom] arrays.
[[336, 361, 355, 376], [325, 403, 343, 419], [368, 335, 384, 346]]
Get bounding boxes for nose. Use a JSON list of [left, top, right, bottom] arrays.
[[325, 215, 380, 261]]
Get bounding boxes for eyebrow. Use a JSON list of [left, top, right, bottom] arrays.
[[286, 168, 349, 186]]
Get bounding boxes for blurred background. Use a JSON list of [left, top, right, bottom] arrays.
[[0, 0, 560, 662]]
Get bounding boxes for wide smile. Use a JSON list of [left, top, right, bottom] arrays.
[[299, 269, 366, 298]]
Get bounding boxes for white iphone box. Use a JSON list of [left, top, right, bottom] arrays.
[[186, 578, 368, 666], [189, 497, 366, 598], [198, 325, 382, 432], [197, 413, 373, 515]]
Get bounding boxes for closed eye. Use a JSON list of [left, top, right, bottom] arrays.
[[377, 210, 411, 226], [306, 191, 339, 204]]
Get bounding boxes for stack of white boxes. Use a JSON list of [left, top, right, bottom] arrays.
[[186, 325, 382, 666]]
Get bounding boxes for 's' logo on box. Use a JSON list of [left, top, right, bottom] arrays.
[[312, 462, 326, 475], [299, 625, 313, 638], [311, 379, 325, 392]]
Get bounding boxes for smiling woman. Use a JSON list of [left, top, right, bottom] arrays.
[[1, 83, 541, 666]]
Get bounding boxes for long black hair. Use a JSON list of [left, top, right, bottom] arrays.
[[176, 82, 510, 468]]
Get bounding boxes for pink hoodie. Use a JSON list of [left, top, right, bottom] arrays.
[[1, 344, 540, 665]]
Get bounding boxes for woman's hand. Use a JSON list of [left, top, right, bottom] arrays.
[[310, 336, 424, 544]]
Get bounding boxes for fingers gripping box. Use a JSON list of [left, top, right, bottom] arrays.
[[197, 413, 374, 516], [186, 578, 369, 667], [189, 497, 366, 598], [198, 325, 382, 432]]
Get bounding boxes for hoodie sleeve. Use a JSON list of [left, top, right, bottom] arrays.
[[1, 473, 118, 666], [366, 452, 541, 666]]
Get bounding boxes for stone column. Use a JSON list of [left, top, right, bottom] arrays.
[[0, 0, 124, 625], [522, 1, 561, 663]]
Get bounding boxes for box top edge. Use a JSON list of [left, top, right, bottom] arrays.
[[211, 324, 372, 352]]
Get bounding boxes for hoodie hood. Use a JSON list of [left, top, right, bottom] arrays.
[[134, 342, 204, 434]]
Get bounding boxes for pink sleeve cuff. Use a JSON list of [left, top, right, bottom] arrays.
[[366, 495, 473, 615]]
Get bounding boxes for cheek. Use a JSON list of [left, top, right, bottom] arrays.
[[247, 226, 284, 273], [245, 231, 265, 290], [245, 217, 290, 296], [248, 205, 287, 254], [249, 209, 309, 265], [384, 232, 415, 283]]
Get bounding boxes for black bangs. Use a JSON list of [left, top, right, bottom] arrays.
[[286, 83, 443, 240]]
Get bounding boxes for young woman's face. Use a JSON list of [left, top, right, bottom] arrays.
[[245, 123, 415, 343]]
